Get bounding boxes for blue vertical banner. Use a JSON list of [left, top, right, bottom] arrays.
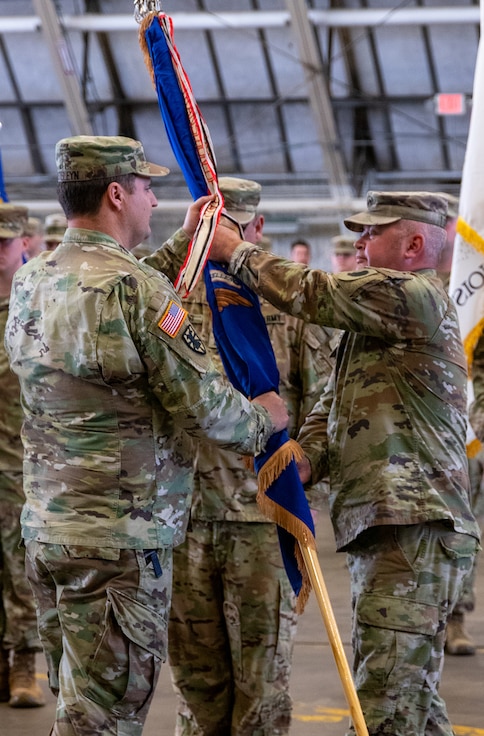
[[0, 148, 9, 202]]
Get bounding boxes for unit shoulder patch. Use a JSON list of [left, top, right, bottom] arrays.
[[182, 323, 206, 354]]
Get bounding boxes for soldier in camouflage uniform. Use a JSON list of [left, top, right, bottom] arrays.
[[0, 203, 45, 709], [167, 177, 336, 736], [208, 190, 481, 736], [4, 136, 288, 736]]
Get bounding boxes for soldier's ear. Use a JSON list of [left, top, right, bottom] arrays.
[[105, 181, 125, 212], [405, 233, 424, 261]]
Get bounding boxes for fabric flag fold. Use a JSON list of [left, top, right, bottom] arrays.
[[449, 4, 484, 457], [137, 8, 315, 610]]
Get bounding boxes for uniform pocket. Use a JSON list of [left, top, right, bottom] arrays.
[[355, 593, 440, 693], [357, 593, 439, 636], [438, 531, 480, 560], [84, 587, 166, 717]]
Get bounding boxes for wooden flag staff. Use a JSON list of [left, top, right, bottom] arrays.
[[300, 545, 369, 736]]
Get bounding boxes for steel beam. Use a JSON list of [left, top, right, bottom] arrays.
[[31, 0, 93, 136]]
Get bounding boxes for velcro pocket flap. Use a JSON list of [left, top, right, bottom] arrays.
[[357, 593, 440, 636]]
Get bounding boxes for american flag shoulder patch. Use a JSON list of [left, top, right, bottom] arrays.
[[157, 300, 188, 337]]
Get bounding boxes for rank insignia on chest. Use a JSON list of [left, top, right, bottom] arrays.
[[182, 324, 206, 354], [158, 300, 188, 337]]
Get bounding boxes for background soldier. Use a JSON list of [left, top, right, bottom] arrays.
[[43, 212, 67, 251], [330, 234, 357, 273], [290, 237, 312, 265], [0, 203, 45, 708], [23, 216, 45, 260]]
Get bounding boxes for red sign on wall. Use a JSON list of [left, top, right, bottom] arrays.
[[435, 93, 466, 116]]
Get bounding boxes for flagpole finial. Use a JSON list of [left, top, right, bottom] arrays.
[[134, 0, 163, 23]]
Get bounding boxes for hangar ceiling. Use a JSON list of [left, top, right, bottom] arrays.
[[0, 0, 480, 255]]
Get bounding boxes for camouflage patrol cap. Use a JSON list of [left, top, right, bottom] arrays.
[[44, 213, 67, 243], [24, 216, 43, 238], [219, 176, 262, 225], [436, 192, 459, 220], [0, 203, 28, 238], [344, 191, 448, 232], [331, 235, 356, 255], [55, 135, 170, 182]]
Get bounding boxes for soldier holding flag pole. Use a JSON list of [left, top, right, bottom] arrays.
[[208, 190, 481, 736]]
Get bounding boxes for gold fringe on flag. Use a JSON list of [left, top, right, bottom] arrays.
[[256, 438, 316, 613], [138, 13, 158, 86]]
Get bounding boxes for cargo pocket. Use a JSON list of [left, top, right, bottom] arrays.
[[438, 531, 480, 561], [355, 593, 440, 693], [84, 587, 167, 718]]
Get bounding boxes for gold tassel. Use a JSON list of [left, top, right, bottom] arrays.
[[256, 439, 316, 614], [257, 438, 305, 492], [138, 12, 159, 88]]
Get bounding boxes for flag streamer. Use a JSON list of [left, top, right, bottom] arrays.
[[137, 7, 315, 610]]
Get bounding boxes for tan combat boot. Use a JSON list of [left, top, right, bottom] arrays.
[[0, 647, 9, 702], [445, 612, 476, 656], [8, 648, 45, 708]]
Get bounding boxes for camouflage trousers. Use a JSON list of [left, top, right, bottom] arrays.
[[0, 471, 41, 652], [168, 520, 298, 736], [25, 542, 173, 736], [452, 453, 484, 614], [346, 522, 479, 736]]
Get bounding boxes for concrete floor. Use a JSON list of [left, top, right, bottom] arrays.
[[3, 508, 483, 735]]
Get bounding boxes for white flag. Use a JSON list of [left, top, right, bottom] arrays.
[[449, 4, 484, 456]]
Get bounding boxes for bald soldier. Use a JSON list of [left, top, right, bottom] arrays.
[[167, 177, 336, 736], [206, 190, 481, 736], [4, 136, 287, 736]]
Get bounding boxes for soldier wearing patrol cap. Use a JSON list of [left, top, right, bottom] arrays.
[[205, 189, 481, 736], [4, 136, 288, 735], [330, 234, 357, 272], [168, 175, 335, 735], [43, 212, 67, 251], [220, 175, 261, 226], [0, 203, 45, 708]]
